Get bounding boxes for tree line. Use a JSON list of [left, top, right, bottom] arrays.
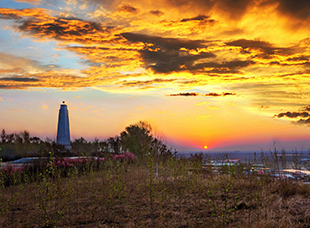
[[0, 121, 175, 161]]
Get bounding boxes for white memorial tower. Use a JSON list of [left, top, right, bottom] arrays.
[[56, 101, 71, 150]]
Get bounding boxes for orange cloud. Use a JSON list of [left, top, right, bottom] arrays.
[[0, 0, 309, 99], [0, 71, 101, 89], [9, 108, 24, 113], [0, 8, 52, 20]]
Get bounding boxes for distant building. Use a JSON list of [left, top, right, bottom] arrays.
[[56, 101, 71, 150]]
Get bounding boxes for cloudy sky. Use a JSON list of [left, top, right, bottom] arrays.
[[1, 0, 310, 151]]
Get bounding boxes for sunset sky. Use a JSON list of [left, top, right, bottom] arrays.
[[1, 0, 310, 152]]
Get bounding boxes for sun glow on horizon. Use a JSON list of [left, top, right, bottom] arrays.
[[204, 145, 208, 149]]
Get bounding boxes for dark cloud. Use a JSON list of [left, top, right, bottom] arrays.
[[215, 0, 253, 18], [0, 10, 118, 45], [181, 15, 211, 22], [205, 92, 221, 97], [204, 68, 240, 74], [167, 92, 199, 96], [302, 105, 310, 112], [66, 46, 136, 52], [274, 105, 310, 126], [121, 32, 219, 74], [0, 12, 21, 20], [117, 4, 139, 14], [122, 33, 253, 74], [287, 56, 310, 62], [167, 92, 237, 97], [165, 0, 251, 19], [121, 32, 205, 50], [275, 111, 310, 118], [296, 118, 310, 125], [0, 77, 39, 82], [269, 61, 282, 65], [223, 92, 237, 96], [204, 92, 237, 97], [226, 39, 296, 56], [149, 10, 164, 16], [139, 49, 215, 73], [227, 39, 273, 54], [120, 78, 175, 88], [193, 60, 254, 72], [165, 0, 215, 10], [122, 34, 255, 74], [18, 17, 107, 37], [276, 0, 310, 20]]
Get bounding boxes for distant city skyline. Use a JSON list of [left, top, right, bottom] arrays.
[[1, 0, 310, 152]]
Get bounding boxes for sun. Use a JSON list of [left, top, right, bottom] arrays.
[[204, 145, 208, 149]]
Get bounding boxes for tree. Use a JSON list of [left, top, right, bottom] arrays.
[[120, 121, 153, 157], [92, 137, 100, 154], [107, 136, 121, 154], [72, 137, 89, 155], [150, 138, 174, 158], [21, 130, 30, 144], [1, 129, 6, 143], [99, 141, 109, 153], [30, 136, 41, 144], [6, 134, 14, 143], [14, 133, 23, 144]]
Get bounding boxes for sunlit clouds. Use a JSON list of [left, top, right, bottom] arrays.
[[1, 0, 310, 150], [1, 2, 310, 93]]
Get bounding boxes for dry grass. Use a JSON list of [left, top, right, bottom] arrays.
[[1, 159, 310, 227]]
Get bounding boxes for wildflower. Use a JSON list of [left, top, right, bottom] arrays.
[[1, 165, 23, 176], [96, 157, 105, 162], [111, 152, 135, 161]]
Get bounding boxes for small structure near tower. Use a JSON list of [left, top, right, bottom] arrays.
[[56, 101, 71, 150]]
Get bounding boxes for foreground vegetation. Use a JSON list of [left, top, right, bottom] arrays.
[[1, 122, 310, 227], [1, 153, 310, 228]]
